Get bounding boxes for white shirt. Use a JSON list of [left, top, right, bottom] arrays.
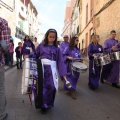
[[33, 41, 39, 49]]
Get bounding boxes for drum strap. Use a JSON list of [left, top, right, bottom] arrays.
[[34, 59, 43, 109]]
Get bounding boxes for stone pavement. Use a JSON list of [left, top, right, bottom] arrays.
[[5, 66, 120, 120]]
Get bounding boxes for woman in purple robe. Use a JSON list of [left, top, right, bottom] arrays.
[[88, 35, 103, 90], [22, 35, 35, 57], [63, 36, 81, 99], [32, 29, 67, 113], [59, 35, 69, 53], [101, 30, 120, 88]]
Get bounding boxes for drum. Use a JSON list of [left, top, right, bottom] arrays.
[[109, 53, 115, 61], [71, 62, 87, 72], [113, 51, 120, 60], [21, 58, 37, 95], [94, 58, 101, 66], [99, 55, 111, 66]]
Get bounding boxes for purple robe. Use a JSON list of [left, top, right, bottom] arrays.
[[88, 43, 103, 89], [22, 40, 35, 55], [35, 42, 66, 109], [59, 41, 69, 53], [102, 38, 120, 83], [63, 46, 81, 91]]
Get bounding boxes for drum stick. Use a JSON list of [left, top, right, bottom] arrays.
[[73, 58, 83, 62], [115, 42, 120, 47], [63, 76, 71, 88]]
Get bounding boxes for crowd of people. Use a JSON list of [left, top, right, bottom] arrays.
[[0, 15, 120, 119], [4, 35, 39, 69]]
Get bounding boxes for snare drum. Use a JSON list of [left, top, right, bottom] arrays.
[[113, 51, 120, 60], [99, 55, 111, 66], [71, 62, 87, 72]]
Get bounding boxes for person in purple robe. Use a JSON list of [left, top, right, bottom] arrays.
[[59, 35, 69, 82], [101, 30, 120, 88], [22, 35, 35, 58], [28, 29, 67, 113], [88, 35, 103, 90], [59, 35, 69, 53], [63, 36, 81, 99]]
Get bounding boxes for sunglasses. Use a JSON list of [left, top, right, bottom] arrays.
[[76, 40, 79, 41], [64, 37, 68, 38]]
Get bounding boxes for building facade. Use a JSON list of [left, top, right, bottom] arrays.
[[15, 0, 40, 41], [94, 0, 120, 45], [76, 0, 120, 55], [0, 0, 40, 60], [77, 0, 94, 54], [0, 0, 16, 38], [62, 0, 76, 38]]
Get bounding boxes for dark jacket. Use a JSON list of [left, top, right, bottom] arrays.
[[15, 46, 22, 58]]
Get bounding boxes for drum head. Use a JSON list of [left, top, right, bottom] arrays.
[[72, 62, 87, 72]]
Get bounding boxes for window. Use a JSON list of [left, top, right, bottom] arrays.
[[90, 0, 94, 18], [86, 4, 88, 24], [86, 33, 88, 48], [90, 28, 94, 42], [21, 7, 24, 11]]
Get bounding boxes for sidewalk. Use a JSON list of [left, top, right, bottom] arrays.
[[4, 61, 16, 71]]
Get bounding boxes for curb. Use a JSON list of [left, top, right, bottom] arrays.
[[5, 64, 16, 72]]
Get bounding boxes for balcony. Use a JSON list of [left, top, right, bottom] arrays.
[[15, 26, 26, 39]]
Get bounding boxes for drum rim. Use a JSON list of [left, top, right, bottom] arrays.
[[72, 62, 87, 68], [71, 65, 87, 72]]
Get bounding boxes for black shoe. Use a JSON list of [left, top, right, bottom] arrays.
[[2, 113, 8, 120], [100, 79, 105, 84], [17, 67, 20, 69], [41, 108, 47, 114], [112, 83, 120, 88], [20, 67, 22, 69]]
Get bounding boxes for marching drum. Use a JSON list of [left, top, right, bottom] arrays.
[[112, 51, 120, 60], [22, 58, 30, 94], [22, 58, 37, 94], [109, 53, 115, 61], [109, 51, 120, 61], [94, 58, 101, 66], [98, 55, 111, 66], [71, 61, 87, 73]]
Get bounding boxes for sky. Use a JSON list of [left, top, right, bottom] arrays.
[[31, 0, 67, 39]]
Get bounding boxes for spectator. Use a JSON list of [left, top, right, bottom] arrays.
[[10, 36, 14, 41], [33, 37, 39, 49], [57, 41, 61, 47], [0, 17, 10, 120], [9, 40, 14, 66], [15, 42, 23, 69], [22, 35, 35, 58]]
